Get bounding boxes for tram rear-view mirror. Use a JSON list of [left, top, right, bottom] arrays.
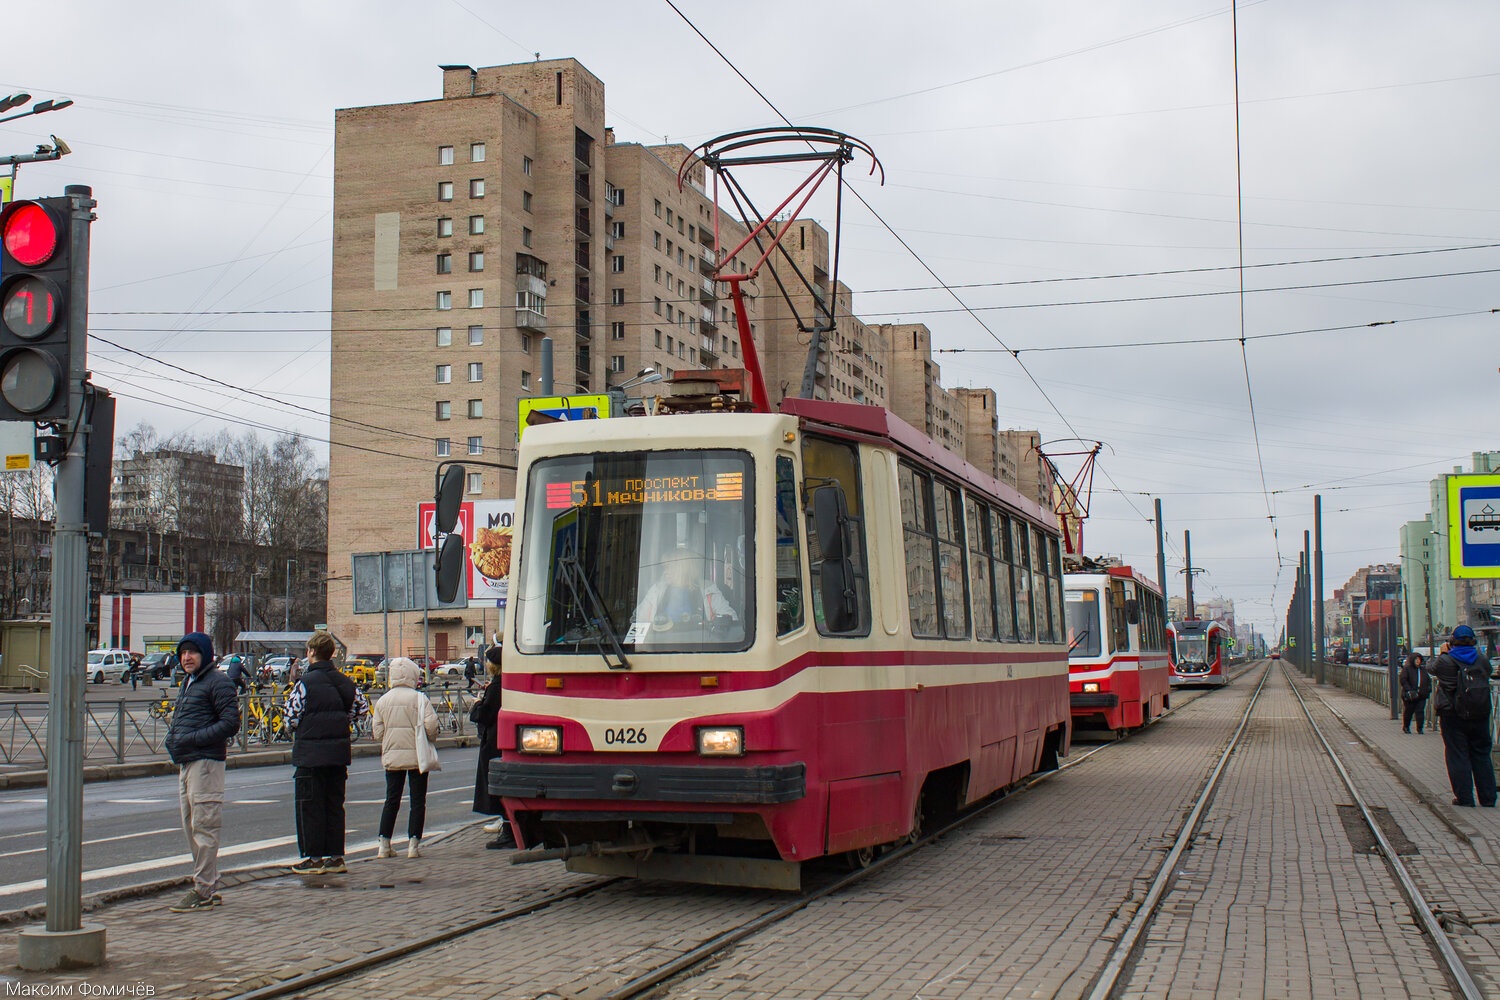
[[435, 533, 465, 603], [436, 464, 466, 534]]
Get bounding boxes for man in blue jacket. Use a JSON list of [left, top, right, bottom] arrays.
[[165, 631, 241, 911], [1430, 624, 1497, 808]]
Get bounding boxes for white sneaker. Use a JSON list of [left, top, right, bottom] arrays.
[[376, 836, 394, 859], [482, 821, 504, 834], [407, 837, 422, 859]]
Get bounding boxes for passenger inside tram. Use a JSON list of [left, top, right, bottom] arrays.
[[633, 546, 739, 629]]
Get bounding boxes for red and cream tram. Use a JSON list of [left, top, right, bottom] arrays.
[[1064, 564, 1170, 732], [1167, 618, 1230, 687], [490, 381, 1071, 889]]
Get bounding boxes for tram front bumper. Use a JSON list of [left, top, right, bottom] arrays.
[[1070, 692, 1120, 709], [490, 760, 806, 804]]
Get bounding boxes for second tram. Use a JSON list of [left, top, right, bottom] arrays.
[[1064, 564, 1170, 732], [1167, 618, 1230, 687]]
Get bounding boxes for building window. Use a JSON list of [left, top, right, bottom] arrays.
[[654, 265, 662, 283], [523, 156, 532, 176], [436, 401, 452, 421], [439, 145, 454, 165], [523, 191, 533, 212], [436, 327, 452, 347], [467, 399, 483, 418], [654, 231, 661, 250], [468, 325, 483, 346], [654, 329, 662, 348], [520, 370, 531, 389], [654, 297, 662, 315], [521, 333, 531, 353], [522, 227, 533, 248], [467, 436, 483, 455], [610, 355, 625, 373], [469, 251, 484, 272], [666, 208, 674, 226], [467, 472, 483, 494], [437, 217, 453, 237], [611, 321, 626, 340], [469, 215, 484, 235], [611, 255, 624, 273], [468, 288, 484, 308], [654, 199, 662, 218], [516, 289, 546, 314], [435, 438, 450, 457], [438, 181, 453, 202], [436, 291, 452, 310], [610, 288, 625, 306], [667, 239, 673, 256], [471, 142, 486, 162], [666, 335, 675, 354], [436, 364, 451, 384], [436, 253, 452, 274], [470, 178, 485, 198], [468, 362, 483, 382], [611, 221, 624, 239]]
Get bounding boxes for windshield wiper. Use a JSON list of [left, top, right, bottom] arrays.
[[1068, 629, 1090, 654], [556, 551, 632, 671]]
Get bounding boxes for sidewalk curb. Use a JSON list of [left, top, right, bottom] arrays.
[[0, 819, 491, 928], [0, 735, 478, 790]]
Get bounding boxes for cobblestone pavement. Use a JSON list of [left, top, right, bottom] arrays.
[[6, 664, 1500, 999]]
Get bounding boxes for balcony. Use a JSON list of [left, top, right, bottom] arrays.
[[575, 245, 591, 270], [516, 308, 547, 332], [575, 129, 593, 167], [700, 307, 716, 331], [605, 233, 615, 251], [575, 174, 591, 203], [575, 275, 590, 301], [516, 253, 548, 282], [700, 244, 717, 267], [604, 184, 619, 218], [699, 276, 716, 301], [577, 346, 592, 372], [576, 313, 591, 340], [574, 208, 591, 237]]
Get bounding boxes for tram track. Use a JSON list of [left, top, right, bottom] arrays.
[[221, 674, 1242, 1000], [1081, 661, 1485, 1000]]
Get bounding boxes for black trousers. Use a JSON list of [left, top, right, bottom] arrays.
[[1439, 711, 1498, 807], [1402, 697, 1429, 732], [294, 765, 348, 858], [379, 768, 430, 840]]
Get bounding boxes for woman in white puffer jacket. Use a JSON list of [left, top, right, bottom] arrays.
[[371, 657, 440, 858]]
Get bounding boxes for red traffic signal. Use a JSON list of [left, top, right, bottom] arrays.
[[0, 197, 73, 420]]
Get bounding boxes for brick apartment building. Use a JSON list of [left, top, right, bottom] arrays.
[[326, 57, 1053, 656]]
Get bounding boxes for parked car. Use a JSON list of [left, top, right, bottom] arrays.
[[261, 656, 293, 682], [140, 651, 173, 680], [87, 649, 134, 684]]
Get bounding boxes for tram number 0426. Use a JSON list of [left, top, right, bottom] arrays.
[[604, 727, 649, 745]]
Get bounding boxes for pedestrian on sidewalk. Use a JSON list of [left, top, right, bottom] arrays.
[[164, 631, 241, 912], [463, 654, 478, 693], [1430, 624, 1496, 808], [286, 631, 370, 875], [1400, 651, 1432, 734], [471, 643, 514, 848], [371, 657, 440, 859]]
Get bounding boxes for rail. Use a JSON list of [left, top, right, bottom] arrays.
[[0, 683, 479, 767]]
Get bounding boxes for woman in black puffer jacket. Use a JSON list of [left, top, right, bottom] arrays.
[[471, 644, 513, 847], [1400, 652, 1432, 735]]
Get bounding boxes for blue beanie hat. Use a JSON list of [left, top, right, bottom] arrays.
[[1452, 624, 1476, 644]]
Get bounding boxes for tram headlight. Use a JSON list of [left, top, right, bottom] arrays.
[[696, 726, 744, 757], [518, 725, 562, 754], [1082, 682, 1100, 694]]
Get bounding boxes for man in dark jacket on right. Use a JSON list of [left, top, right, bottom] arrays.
[[1430, 624, 1496, 808]]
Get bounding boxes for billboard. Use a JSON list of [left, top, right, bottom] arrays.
[[416, 498, 515, 606], [1447, 473, 1500, 579]]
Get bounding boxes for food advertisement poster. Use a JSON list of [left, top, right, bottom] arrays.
[[417, 499, 516, 606]]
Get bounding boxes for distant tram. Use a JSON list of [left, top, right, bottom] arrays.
[[490, 377, 1072, 889], [1167, 618, 1230, 687], [1064, 564, 1170, 732]]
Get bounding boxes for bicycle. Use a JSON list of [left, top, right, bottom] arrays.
[[147, 693, 173, 722], [246, 686, 292, 744]]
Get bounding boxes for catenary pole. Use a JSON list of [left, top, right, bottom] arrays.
[[1315, 496, 1325, 685]]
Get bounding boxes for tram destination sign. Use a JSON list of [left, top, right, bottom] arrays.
[[544, 471, 745, 509], [1447, 473, 1500, 579]]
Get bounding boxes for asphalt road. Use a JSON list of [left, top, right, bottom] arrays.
[[0, 746, 486, 913]]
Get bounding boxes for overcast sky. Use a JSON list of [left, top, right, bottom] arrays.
[[6, 0, 1497, 637]]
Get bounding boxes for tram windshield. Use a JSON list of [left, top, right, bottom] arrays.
[[1174, 635, 1208, 664], [1065, 590, 1102, 658], [514, 449, 754, 655]]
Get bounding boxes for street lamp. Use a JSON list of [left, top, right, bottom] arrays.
[[284, 559, 297, 632], [0, 94, 73, 126], [609, 367, 664, 411]]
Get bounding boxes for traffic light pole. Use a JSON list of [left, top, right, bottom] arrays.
[[18, 185, 104, 970]]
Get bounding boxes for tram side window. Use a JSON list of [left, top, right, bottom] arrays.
[[775, 455, 804, 636], [966, 498, 997, 641], [1050, 537, 1065, 643], [899, 464, 940, 638], [935, 483, 971, 639], [990, 508, 1017, 640], [1012, 520, 1034, 642], [1033, 527, 1056, 643], [802, 436, 870, 636], [1108, 579, 1130, 652], [1143, 592, 1165, 651]]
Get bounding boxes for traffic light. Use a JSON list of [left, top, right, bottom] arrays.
[[0, 197, 73, 420]]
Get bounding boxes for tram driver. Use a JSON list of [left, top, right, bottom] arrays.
[[633, 546, 739, 633]]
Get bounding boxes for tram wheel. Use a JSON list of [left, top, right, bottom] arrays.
[[903, 793, 926, 847], [845, 845, 877, 870]]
